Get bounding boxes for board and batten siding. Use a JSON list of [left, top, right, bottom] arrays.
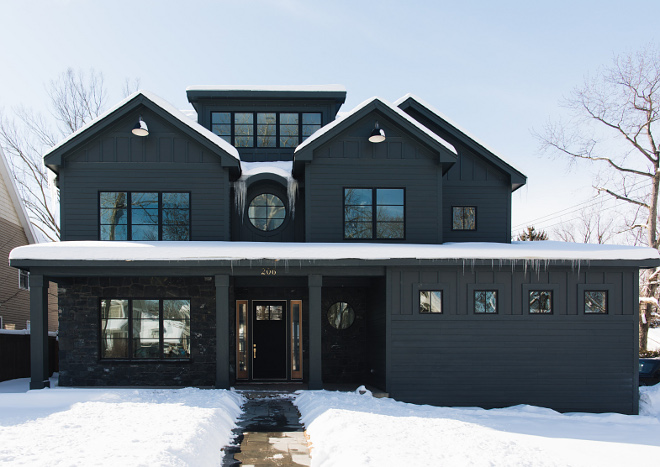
[[304, 117, 444, 243], [58, 110, 231, 241], [386, 266, 639, 414]]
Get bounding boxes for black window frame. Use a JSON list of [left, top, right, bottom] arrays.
[[99, 191, 191, 241], [343, 187, 406, 241], [452, 206, 477, 231], [528, 290, 553, 314], [99, 298, 191, 361], [419, 290, 443, 314], [210, 111, 322, 148], [584, 290, 608, 314], [473, 290, 498, 314]]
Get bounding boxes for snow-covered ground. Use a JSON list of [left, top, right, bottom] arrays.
[[296, 386, 660, 467], [0, 375, 243, 466], [2, 375, 660, 466]]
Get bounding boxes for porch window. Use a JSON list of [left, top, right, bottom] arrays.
[[100, 298, 190, 359], [344, 188, 405, 240], [474, 290, 497, 314], [529, 290, 552, 314], [420, 290, 442, 313], [452, 206, 476, 230], [327, 302, 355, 329], [210, 111, 322, 148], [584, 291, 607, 314], [100, 192, 190, 241]]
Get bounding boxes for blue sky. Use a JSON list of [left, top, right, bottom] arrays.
[[2, 0, 659, 235]]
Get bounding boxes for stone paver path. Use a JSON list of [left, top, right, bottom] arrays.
[[222, 392, 311, 466]]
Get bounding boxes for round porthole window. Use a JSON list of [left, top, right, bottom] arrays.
[[248, 193, 286, 231], [327, 302, 355, 330]]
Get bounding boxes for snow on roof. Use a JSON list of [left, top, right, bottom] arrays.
[[45, 91, 240, 162], [394, 93, 517, 168], [294, 97, 457, 155], [240, 161, 293, 181], [186, 84, 346, 93], [180, 108, 197, 121], [9, 240, 659, 264]]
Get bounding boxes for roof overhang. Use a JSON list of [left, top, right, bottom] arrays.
[[43, 91, 241, 178], [186, 85, 347, 115], [293, 97, 458, 177], [10, 241, 660, 276], [395, 94, 527, 192]]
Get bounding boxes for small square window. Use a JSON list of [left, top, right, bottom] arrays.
[[585, 291, 607, 314], [529, 290, 552, 314], [452, 206, 476, 230], [18, 270, 29, 290], [474, 290, 497, 314], [420, 291, 442, 313]]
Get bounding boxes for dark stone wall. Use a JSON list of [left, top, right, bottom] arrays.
[[57, 276, 216, 387]]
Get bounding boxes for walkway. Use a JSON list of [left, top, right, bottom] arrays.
[[222, 391, 312, 466]]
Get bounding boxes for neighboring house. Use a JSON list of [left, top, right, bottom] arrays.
[[0, 147, 57, 332], [9, 86, 659, 414]]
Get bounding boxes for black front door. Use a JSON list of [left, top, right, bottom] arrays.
[[252, 301, 287, 379]]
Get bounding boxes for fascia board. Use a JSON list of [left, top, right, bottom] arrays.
[[43, 95, 240, 171], [398, 97, 527, 190]]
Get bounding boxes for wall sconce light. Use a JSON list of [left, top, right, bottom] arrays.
[[132, 116, 149, 136], [369, 121, 385, 143]]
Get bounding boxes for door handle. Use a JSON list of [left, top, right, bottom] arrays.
[[253, 344, 257, 359]]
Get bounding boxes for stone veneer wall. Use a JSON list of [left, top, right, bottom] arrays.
[[57, 276, 216, 387]]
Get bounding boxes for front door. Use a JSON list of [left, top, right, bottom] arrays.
[[252, 301, 287, 379]]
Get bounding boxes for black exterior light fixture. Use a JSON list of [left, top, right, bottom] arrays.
[[132, 116, 149, 136], [369, 121, 385, 143]]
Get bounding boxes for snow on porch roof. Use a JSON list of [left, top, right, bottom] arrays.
[[9, 241, 660, 267]]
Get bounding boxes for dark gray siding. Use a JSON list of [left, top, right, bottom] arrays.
[[402, 107, 514, 243], [59, 109, 231, 241], [386, 266, 639, 414], [305, 116, 443, 243]]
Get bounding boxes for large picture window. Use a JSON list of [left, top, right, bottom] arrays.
[[100, 299, 190, 359], [100, 192, 190, 241], [211, 111, 322, 148], [344, 188, 404, 239]]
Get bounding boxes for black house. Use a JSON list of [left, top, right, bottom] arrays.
[[10, 85, 659, 414]]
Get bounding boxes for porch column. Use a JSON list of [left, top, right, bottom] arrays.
[[29, 274, 50, 390], [308, 274, 323, 389], [215, 274, 230, 389]]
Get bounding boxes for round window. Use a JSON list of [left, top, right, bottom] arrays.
[[248, 193, 286, 231], [327, 302, 355, 330]]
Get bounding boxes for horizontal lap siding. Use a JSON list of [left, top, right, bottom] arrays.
[[389, 319, 635, 413], [387, 266, 638, 413], [443, 184, 510, 243], [307, 160, 441, 243]]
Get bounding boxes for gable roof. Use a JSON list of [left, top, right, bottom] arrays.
[[293, 97, 457, 174], [0, 147, 37, 244], [394, 94, 527, 191], [43, 90, 241, 175]]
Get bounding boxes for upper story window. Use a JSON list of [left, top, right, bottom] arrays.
[[452, 206, 476, 230], [211, 112, 322, 148], [474, 290, 497, 314], [584, 291, 607, 314], [344, 188, 404, 240], [100, 192, 190, 241], [248, 193, 286, 231]]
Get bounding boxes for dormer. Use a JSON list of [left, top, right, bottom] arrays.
[[186, 85, 347, 162]]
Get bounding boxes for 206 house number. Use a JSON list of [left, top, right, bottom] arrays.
[[261, 268, 277, 276]]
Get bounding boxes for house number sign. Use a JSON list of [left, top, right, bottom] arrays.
[[261, 268, 277, 276]]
